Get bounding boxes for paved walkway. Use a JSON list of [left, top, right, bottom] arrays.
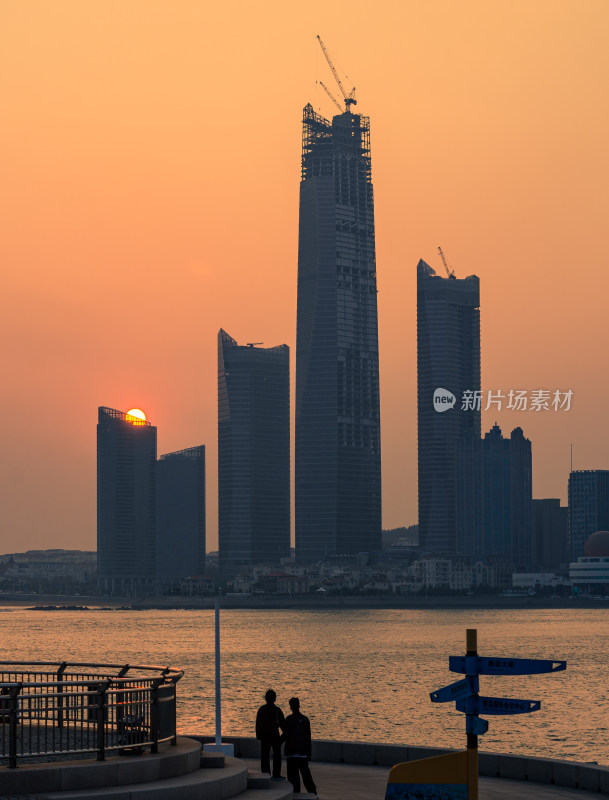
[[247, 760, 603, 799]]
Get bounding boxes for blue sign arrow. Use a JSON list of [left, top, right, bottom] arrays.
[[456, 696, 541, 715], [466, 716, 489, 735], [430, 678, 473, 703], [449, 656, 566, 676]]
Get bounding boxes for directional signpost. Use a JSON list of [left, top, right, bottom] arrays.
[[429, 678, 473, 704], [429, 629, 566, 800], [456, 697, 541, 715], [449, 656, 566, 676]]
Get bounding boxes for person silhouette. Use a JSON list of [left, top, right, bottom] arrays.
[[255, 689, 285, 780], [282, 696, 318, 798]]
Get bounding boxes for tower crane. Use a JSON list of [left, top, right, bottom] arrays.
[[246, 342, 263, 347], [437, 246, 456, 279], [319, 80, 343, 113], [317, 35, 357, 112]]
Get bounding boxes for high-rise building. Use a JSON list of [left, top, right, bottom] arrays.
[[456, 424, 533, 567], [568, 470, 609, 561], [417, 260, 480, 554], [532, 498, 568, 571], [156, 445, 206, 581], [97, 406, 157, 595], [481, 424, 532, 569], [218, 330, 290, 576], [295, 103, 381, 561]]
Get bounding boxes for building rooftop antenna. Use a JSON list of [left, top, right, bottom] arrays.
[[438, 246, 456, 279], [317, 35, 357, 112]]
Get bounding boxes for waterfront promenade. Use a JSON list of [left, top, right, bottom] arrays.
[[245, 759, 606, 799], [0, 737, 605, 798], [199, 736, 609, 798]]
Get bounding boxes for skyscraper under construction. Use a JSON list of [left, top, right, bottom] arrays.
[[295, 101, 381, 560]]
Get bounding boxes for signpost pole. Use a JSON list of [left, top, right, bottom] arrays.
[[429, 628, 566, 800], [466, 628, 478, 800]]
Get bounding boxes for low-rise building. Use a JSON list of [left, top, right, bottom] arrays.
[[277, 574, 309, 595], [179, 575, 217, 596], [512, 573, 567, 590], [569, 530, 609, 592]]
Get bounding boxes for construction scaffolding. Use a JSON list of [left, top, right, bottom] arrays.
[[301, 103, 371, 185]]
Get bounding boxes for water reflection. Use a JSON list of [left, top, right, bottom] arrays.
[[1, 607, 604, 764]]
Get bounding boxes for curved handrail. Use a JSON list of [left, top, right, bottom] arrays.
[[0, 660, 183, 676], [0, 662, 183, 767]]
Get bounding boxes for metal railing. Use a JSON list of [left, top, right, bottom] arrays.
[[0, 661, 183, 767]]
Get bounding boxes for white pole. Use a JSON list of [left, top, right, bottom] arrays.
[[203, 595, 234, 756], [215, 596, 221, 746]]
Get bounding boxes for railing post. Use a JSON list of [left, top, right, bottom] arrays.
[[150, 678, 162, 754], [96, 680, 111, 762], [171, 678, 179, 746], [56, 661, 67, 729], [8, 683, 22, 769]]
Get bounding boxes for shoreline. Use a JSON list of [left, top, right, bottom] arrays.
[[1, 592, 607, 611]]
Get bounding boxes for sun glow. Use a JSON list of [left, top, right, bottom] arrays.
[[125, 408, 146, 424]]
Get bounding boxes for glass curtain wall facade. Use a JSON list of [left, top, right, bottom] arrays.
[[156, 445, 206, 581], [295, 104, 381, 560], [218, 330, 290, 576], [97, 406, 157, 596], [417, 259, 480, 554]]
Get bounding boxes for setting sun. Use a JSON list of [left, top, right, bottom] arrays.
[[125, 408, 146, 423]]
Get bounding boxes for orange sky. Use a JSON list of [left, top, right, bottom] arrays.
[[1, 0, 608, 552]]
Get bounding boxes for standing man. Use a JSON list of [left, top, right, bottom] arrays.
[[282, 696, 318, 798], [255, 689, 285, 780]]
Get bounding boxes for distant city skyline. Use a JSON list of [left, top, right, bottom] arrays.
[[2, 1, 608, 551]]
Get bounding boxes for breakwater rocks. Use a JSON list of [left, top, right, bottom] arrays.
[[27, 604, 92, 611], [5, 593, 609, 611]]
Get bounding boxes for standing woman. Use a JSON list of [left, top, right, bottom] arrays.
[[255, 689, 286, 780]]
